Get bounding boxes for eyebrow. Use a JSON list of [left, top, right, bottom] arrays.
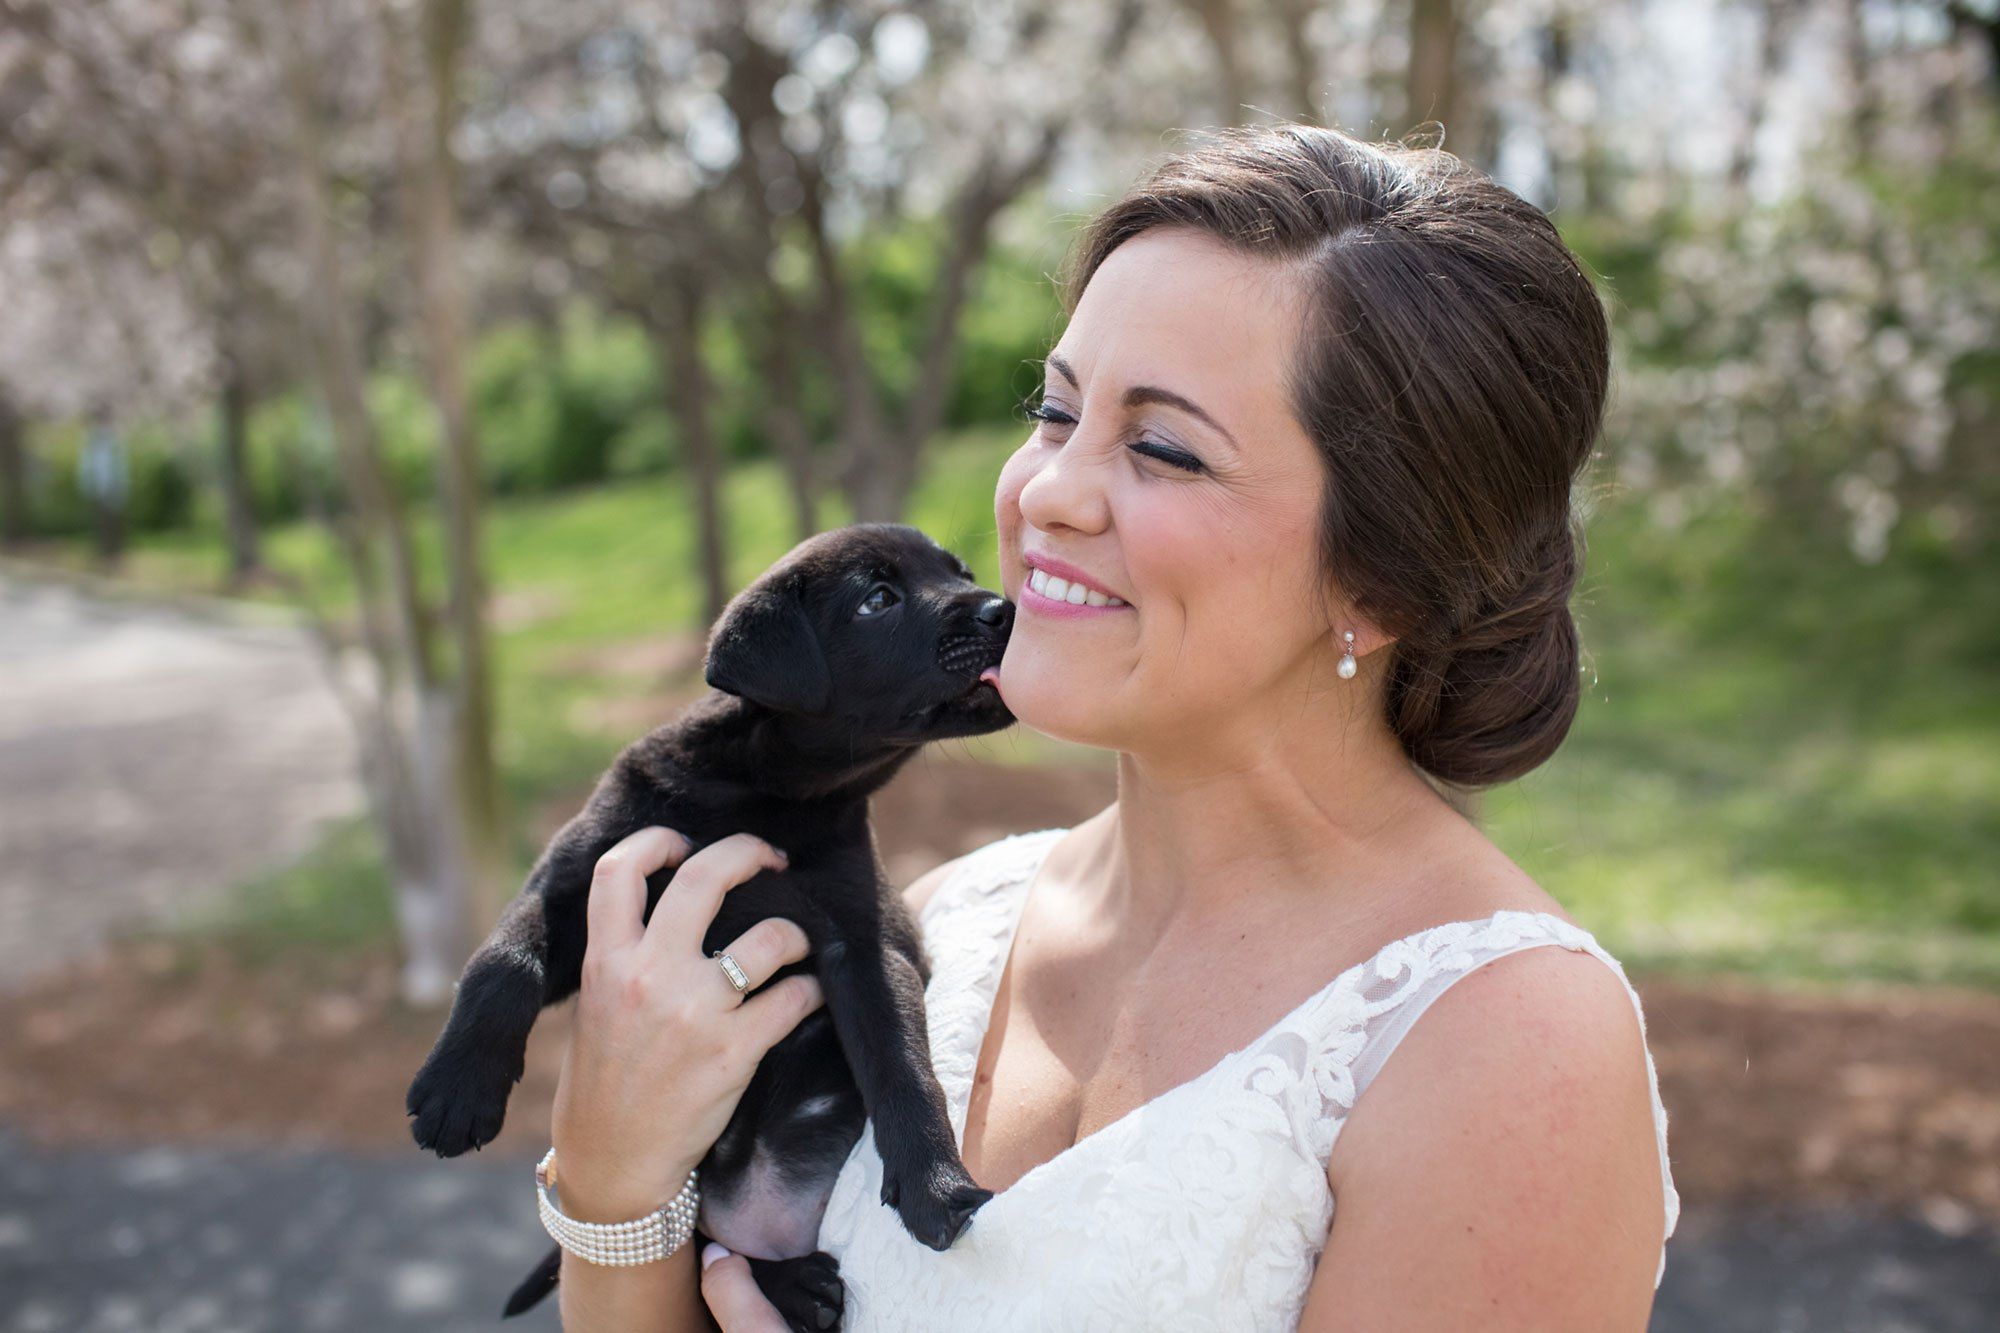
[[1046, 353, 1241, 452]]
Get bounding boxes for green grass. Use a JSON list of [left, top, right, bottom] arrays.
[[1487, 494, 2000, 988], [39, 428, 2000, 988], [165, 818, 400, 965]]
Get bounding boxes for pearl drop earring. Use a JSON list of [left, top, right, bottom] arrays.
[[1337, 630, 1358, 680]]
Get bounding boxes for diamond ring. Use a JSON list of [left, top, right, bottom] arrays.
[[712, 950, 751, 994]]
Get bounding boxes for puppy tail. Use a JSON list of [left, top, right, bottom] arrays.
[[502, 1245, 562, 1318]]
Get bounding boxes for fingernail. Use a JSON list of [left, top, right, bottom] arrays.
[[701, 1242, 731, 1271]]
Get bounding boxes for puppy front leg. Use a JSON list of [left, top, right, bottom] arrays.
[[407, 825, 606, 1156], [817, 938, 991, 1250]]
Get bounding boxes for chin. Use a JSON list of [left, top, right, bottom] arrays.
[[988, 656, 1127, 750]]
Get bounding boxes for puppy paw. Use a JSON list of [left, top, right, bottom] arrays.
[[406, 1045, 519, 1157], [748, 1251, 844, 1332], [879, 1162, 991, 1251]]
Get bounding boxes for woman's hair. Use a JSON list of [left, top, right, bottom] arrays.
[[1063, 124, 1608, 789]]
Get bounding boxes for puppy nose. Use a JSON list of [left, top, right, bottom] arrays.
[[974, 596, 1012, 629]]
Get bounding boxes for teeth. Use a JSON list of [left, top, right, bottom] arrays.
[[1027, 564, 1126, 607]]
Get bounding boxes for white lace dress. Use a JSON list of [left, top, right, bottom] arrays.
[[816, 828, 1680, 1331]]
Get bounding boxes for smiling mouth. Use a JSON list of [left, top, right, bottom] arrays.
[[1025, 567, 1126, 607]]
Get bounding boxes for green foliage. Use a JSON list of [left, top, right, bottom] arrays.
[[17, 418, 197, 537], [95, 426, 2000, 988], [244, 391, 338, 523], [947, 231, 1068, 429]]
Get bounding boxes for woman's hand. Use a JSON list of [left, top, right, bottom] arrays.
[[549, 825, 825, 1223], [699, 1243, 792, 1331]]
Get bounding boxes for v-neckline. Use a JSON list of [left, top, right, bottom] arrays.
[[949, 832, 1576, 1200], [953, 833, 1355, 1198]]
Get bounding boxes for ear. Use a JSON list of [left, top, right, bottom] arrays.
[[704, 581, 832, 714]]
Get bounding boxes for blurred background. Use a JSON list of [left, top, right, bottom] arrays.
[[0, 0, 1996, 1328]]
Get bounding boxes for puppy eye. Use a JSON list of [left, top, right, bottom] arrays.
[[857, 584, 900, 618]]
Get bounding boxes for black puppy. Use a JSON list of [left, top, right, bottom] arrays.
[[403, 524, 1015, 1328]]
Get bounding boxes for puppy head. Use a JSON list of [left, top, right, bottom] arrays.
[[704, 524, 1015, 744]]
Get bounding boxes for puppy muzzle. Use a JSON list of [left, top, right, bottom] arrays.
[[936, 631, 1005, 677]]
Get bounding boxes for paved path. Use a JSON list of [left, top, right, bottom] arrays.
[[2, 1133, 1996, 1332], [0, 576, 360, 989], [0, 1134, 557, 1332]]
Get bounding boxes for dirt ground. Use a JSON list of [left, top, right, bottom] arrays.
[[3, 753, 2000, 1233]]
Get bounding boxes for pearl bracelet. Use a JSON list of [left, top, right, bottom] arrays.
[[535, 1147, 701, 1267]]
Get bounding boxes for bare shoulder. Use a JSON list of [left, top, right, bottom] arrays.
[[1336, 941, 1659, 1167], [1305, 943, 1666, 1330], [900, 853, 971, 917]]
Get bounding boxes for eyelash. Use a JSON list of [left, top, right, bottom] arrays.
[[1019, 397, 1206, 475]]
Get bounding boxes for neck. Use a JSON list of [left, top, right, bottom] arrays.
[[683, 692, 919, 804], [1083, 683, 1449, 940]]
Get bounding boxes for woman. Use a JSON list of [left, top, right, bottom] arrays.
[[547, 123, 1678, 1331]]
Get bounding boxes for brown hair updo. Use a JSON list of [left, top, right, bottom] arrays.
[[1064, 124, 1609, 790]]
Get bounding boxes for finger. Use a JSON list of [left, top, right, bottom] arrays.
[[699, 1245, 790, 1333], [711, 917, 813, 1004], [734, 973, 826, 1056], [642, 832, 789, 958], [586, 826, 692, 955]]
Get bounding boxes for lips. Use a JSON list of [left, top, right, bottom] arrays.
[[1021, 551, 1129, 607]]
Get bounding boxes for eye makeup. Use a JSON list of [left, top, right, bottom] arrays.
[[1021, 396, 1209, 475]]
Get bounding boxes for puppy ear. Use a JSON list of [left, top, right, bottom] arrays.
[[704, 581, 832, 714]]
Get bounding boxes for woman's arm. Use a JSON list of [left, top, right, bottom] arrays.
[[548, 826, 821, 1333], [556, 1241, 709, 1331], [1300, 947, 1666, 1332]]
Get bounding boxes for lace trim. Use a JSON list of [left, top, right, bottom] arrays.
[[917, 828, 1069, 1143], [836, 824, 1680, 1312]]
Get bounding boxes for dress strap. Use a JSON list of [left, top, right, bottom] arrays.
[[913, 829, 1067, 1140], [1334, 911, 1680, 1283]]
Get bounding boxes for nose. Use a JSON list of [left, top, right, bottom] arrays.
[[1016, 437, 1111, 537], [974, 596, 1013, 630]]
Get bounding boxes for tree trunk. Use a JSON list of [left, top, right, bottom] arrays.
[[1185, 0, 1250, 123], [1730, 0, 1797, 201], [806, 134, 1059, 525], [1840, 0, 1881, 169], [217, 355, 263, 585], [1405, 0, 1459, 138], [386, 0, 507, 939], [0, 393, 27, 549], [273, 0, 481, 999], [1274, 0, 1324, 122], [755, 296, 821, 542], [651, 279, 731, 624]]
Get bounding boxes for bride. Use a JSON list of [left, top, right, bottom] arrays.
[[545, 123, 1677, 1331]]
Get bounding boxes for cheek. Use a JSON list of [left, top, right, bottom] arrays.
[[992, 447, 1035, 591], [1125, 490, 1323, 667]]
